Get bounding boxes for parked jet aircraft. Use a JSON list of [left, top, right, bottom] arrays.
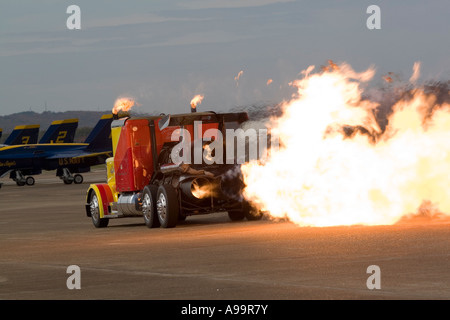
[[39, 118, 79, 144], [0, 124, 40, 146], [0, 118, 78, 147], [5, 118, 80, 185], [0, 114, 113, 186]]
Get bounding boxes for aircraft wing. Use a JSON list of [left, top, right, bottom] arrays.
[[45, 150, 112, 160], [71, 151, 112, 159]]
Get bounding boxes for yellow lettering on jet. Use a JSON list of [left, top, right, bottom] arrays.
[[58, 157, 84, 165], [0, 161, 17, 167]]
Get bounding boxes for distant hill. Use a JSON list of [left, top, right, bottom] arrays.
[[0, 110, 152, 143]]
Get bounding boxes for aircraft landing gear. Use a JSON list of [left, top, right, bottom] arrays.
[[10, 170, 35, 186], [59, 168, 83, 185], [25, 176, 35, 186]]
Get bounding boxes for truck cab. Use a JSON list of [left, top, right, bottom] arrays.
[[86, 111, 262, 228]]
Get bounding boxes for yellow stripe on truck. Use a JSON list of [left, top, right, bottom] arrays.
[[89, 184, 105, 218]]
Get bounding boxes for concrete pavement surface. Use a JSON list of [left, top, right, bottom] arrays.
[[0, 168, 449, 300]]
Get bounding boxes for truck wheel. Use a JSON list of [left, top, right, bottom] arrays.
[[142, 185, 160, 228], [156, 184, 179, 228], [243, 201, 263, 221], [89, 192, 109, 228], [228, 210, 245, 221]]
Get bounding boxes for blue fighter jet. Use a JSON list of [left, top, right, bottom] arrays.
[[0, 124, 40, 146], [0, 114, 113, 187]]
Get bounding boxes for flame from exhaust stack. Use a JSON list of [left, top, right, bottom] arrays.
[[113, 97, 137, 114], [191, 179, 213, 199], [409, 62, 421, 83], [241, 61, 450, 227], [190, 94, 204, 110], [235, 70, 244, 87]]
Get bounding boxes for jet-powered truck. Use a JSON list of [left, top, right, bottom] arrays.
[[85, 109, 264, 229]]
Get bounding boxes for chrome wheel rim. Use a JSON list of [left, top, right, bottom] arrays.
[[142, 193, 151, 220], [90, 194, 100, 223], [157, 193, 167, 221]]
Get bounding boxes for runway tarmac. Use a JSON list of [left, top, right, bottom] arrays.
[[0, 168, 449, 300]]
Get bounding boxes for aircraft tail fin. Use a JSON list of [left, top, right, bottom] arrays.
[[85, 114, 113, 151], [4, 124, 40, 145], [39, 118, 78, 144]]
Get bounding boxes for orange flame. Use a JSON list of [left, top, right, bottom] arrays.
[[383, 75, 393, 83], [235, 70, 244, 87], [266, 79, 273, 86], [112, 97, 136, 114], [192, 180, 213, 199], [241, 61, 450, 227], [409, 62, 421, 83], [190, 94, 204, 110]]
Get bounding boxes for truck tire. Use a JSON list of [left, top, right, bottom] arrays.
[[243, 201, 263, 221], [156, 184, 179, 228], [89, 191, 109, 228], [228, 201, 263, 221], [142, 185, 160, 228], [228, 210, 245, 221]]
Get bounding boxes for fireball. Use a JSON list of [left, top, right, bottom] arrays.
[[241, 61, 450, 227], [190, 94, 204, 111], [112, 97, 137, 114]]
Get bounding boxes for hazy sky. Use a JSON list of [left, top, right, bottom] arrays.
[[1, 0, 449, 116]]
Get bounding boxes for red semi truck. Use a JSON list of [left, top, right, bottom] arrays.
[[85, 111, 263, 228]]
